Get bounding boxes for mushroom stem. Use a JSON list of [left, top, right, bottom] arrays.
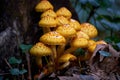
[[36, 56, 42, 68], [51, 45, 57, 59], [57, 44, 66, 57], [57, 37, 69, 57], [43, 27, 51, 33], [58, 61, 70, 69]]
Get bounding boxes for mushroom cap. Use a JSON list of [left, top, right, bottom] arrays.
[[35, 0, 53, 12], [80, 23, 98, 38], [40, 31, 66, 45], [96, 40, 107, 45], [58, 53, 77, 63], [87, 43, 96, 53], [71, 38, 88, 48], [87, 39, 96, 47], [56, 16, 69, 26], [30, 42, 52, 56], [39, 16, 57, 27], [56, 7, 72, 19], [41, 10, 57, 18], [88, 40, 107, 53], [69, 19, 81, 31], [56, 24, 76, 38], [76, 31, 90, 39]]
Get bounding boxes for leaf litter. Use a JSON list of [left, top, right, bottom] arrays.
[[39, 44, 120, 80]]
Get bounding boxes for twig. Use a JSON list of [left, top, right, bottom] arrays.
[[22, 64, 25, 80], [4, 58, 12, 69], [26, 52, 32, 80]]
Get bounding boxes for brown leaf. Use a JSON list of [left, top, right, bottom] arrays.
[[88, 44, 107, 71], [99, 57, 118, 73], [73, 74, 94, 80], [108, 44, 120, 57], [91, 69, 109, 80], [99, 55, 104, 62], [88, 44, 120, 73], [58, 76, 80, 80], [89, 44, 107, 64]]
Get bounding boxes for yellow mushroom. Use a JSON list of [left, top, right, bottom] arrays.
[[65, 38, 88, 53], [76, 31, 90, 39], [87, 39, 96, 47], [56, 24, 76, 38], [56, 24, 77, 57], [35, 0, 53, 12], [39, 16, 57, 33], [80, 23, 98, 38], [41, 10, 57, 18], [30, 42, 52, 67], [56, 7, 72, 19], [88, 40, 107, 53], [58, 53, 77, 69], [56, 16, 69, 26], [69, 19, 81, 31], [40, 31, 66, 59]]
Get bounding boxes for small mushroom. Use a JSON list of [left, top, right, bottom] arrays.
[[65, 38, 88, 53], [56, 24, 77, 57], [40, 31, 66, 59], [71, 38, 88, 48], [35, 0, 53, 12], [39, 16, 57, 33], [30, 42, 52, 67], [76, 31, 90, 39], [56, 24, 76, 38], [41, 10, 57, 18], [80, 23, 98, 38], [69, 19, 81, 31], [58, 53, 77, 69], [56, 16, 69, 26], [87, 39, 96, 47], [56, 7, 72, 19], [88, 40, 107, 53]]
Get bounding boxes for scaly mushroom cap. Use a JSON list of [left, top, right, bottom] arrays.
[[76, 31, 90, 39], [35, 0, 53, 12], [87, 39, 96, 47], [30, 42, 52, 56], [40, 31, 66, 45], [56, 16, 69, 26], [58, 53, 77, 63], [88, 40, 107, 53], [69, 19, 81, 31], [56, 24, 76, 38], [56, 7, 72, 19], [71, 38, 88, 48], [41, 10, 57, 18], [80, 23, 98, 38], [87, 43, 96, 53], [39, 16, 57, 27]]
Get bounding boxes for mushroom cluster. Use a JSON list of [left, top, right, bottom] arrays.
[[30, 0, 107, 73]]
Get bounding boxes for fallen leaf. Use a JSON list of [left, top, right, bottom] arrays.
[[58, 76, 80, 80]]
